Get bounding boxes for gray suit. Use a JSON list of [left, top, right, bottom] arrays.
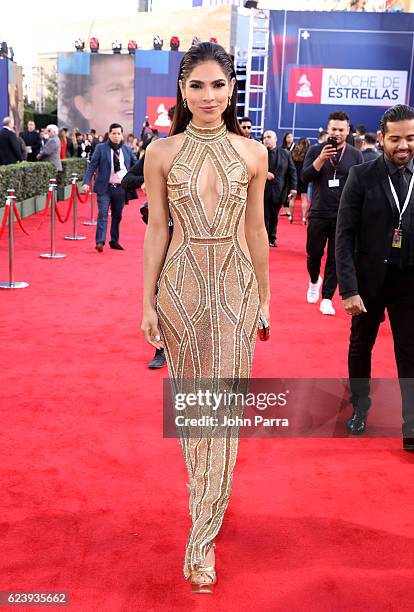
[[38, 135, 62, 171]]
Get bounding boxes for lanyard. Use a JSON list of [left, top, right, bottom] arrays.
[[388, 171, 414, 229], [329, 144, 346, 179]]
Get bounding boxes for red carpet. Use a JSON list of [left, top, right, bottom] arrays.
[[1, 196, 413, 611]]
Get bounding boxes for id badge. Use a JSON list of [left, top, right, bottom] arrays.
[[392, 228, 402, 248], [328, 178, 340, 188]]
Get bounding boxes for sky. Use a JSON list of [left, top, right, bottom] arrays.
[[1, 0, 138, 69]]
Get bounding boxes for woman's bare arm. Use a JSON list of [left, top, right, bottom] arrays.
[[141, 139, 171, 348], [244, 141, 271, 316]]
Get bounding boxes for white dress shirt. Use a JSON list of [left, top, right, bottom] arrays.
[[109, 147, 127, 184]]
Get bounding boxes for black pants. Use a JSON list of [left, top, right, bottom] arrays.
[[264, 195, 282, 244], [348, 265, 414, 435], [306, 217, 337, 299], [96, 184, 126, 245]]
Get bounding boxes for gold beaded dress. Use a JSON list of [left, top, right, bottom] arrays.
[[156, 121, 260, 579]]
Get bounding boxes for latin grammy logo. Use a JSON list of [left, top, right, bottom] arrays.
[[296, 74, 313, 98], [154, 103, 171, 127]]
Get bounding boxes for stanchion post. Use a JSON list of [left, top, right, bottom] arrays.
[[39, 178, 66, 259], [83, 179, 97, 226], [65, 173, 86, 240], [0, 189, 30, 289]]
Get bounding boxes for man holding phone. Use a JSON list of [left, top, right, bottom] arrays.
[[301, 111, 363, 315]]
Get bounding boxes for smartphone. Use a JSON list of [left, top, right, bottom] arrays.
[[258, 310, 270, 342], [326, 137, 338, 150]]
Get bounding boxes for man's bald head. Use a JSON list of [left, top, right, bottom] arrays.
[[263, 130, 277, 150]]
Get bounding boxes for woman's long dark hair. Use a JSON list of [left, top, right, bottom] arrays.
[[292, 137, 310, 163], [170, 42, 243, 137], [281, 131, 293, 149]]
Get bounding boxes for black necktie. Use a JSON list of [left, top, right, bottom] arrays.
[[396, 167, 409, 204], [113, 148, 120, 173]]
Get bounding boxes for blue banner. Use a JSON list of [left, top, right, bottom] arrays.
[[266, 10, 414, 141], [134, 50, 184, 136], [0, 58, 8, 122]]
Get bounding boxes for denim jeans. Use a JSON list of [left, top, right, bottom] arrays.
[[96, 185, 125, 245]]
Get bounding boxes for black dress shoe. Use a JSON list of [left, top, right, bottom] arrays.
[[148, 348, 166, 369], [109, 241, 124, 250], [95, 243, 104, 252], [347, 410, 368, 435], [269, 241, 277, 248], [403, 437, 414, 451]]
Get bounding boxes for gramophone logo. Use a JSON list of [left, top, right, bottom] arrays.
[[146, 96, 175, 133], [296, 74, 313, 98], [288, 66, 322, 104]]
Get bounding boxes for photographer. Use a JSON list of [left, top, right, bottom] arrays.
[[301, 111, 363, 315]]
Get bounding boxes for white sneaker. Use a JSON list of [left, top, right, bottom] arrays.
[[307, 276, 322, 303], [320, 299, 335, 316]]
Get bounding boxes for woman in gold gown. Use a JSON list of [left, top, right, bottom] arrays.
[[141, 42, 270, 593]]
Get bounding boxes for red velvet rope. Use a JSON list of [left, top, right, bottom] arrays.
[[9, 190, 54, 236], [0, 203, 10, 239], [1, 177, 93, 238], [75, 185, 91, 204], [13, 202, 31, 236], [55, 184, 75, 224]]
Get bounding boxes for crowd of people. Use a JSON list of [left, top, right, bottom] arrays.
[[0, 116, 161, 170]]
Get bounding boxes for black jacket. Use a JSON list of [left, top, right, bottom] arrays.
[[361, 148, 380, 162], [265, 147, 297, 203], [0, 127, 23, 165], [336, 155, 414, 301], [19, 130, 42, 161], [121, 155, 144, 191], [302, 143, 363, 219]]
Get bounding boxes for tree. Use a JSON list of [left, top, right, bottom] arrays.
[[44, 70, 57, 115]]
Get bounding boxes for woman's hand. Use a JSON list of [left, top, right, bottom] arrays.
[[260, 301, 270, 325], [141, 305, 164, 349]]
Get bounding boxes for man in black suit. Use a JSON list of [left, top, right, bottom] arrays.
[[263, 130, 297, 247], [0, 116, 23, 165], [19, 120, 42, 162], [336, 104, 414, 451]]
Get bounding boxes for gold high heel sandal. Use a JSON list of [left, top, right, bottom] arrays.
[[188, 543, 216, 594]]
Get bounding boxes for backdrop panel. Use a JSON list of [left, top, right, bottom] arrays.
[[58, 53, 134, 136], [0, 58, 8, 121], [8, 61, 24, 135], [266, 10, 414, 141], [133, 50, 184, 136]]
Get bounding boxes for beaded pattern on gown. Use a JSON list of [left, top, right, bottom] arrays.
[[156, 121, 260, 578]]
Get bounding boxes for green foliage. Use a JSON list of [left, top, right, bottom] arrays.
[[0, 162, 55, 207], [44, 71, 58, 115], [58, 158, 88, 186], [0, 159, 89, 206]]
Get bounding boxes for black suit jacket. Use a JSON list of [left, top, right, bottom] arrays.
[[0, 127, 23, 165], [265, 147, 297, 204], [19, 130, 42, 161], [336, 155, 414, 301], [121, 155, 144, 191]]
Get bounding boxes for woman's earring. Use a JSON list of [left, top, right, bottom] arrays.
[[183, 98, 187, 109], [228, 96, 231, 107]]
